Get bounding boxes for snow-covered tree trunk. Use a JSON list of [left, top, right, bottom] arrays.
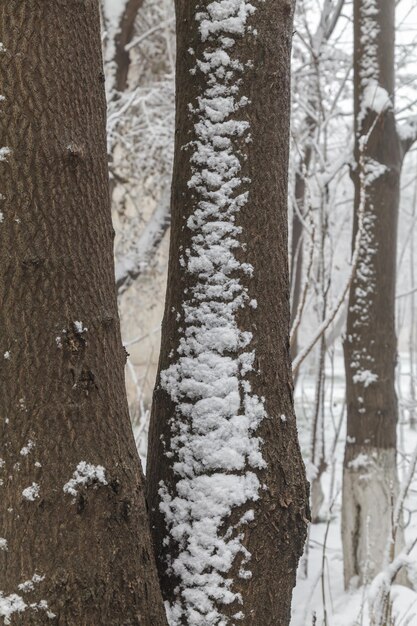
[[0, 4, 167, 624], [342, 0, 408, 589], [146, 1, 309, 624]]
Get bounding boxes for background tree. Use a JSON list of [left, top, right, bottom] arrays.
[[342, 0, 417, 588], [146, 1, 309, 624], [102, 0, 175, 296], [0, 3, 167, 623]]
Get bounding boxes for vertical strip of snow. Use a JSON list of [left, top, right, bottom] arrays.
[[159, 2, 265, 625]]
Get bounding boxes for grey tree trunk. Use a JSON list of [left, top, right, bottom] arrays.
[[0, 3, 167, 624], [342, 0, 410, 588], [146, 1, 309, 625]]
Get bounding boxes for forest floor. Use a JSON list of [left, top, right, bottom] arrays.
[[291, 352, 417, 626]]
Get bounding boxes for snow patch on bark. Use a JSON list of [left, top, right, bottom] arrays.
[[159, 2, 264, 624], [398, 117, 417, 142], [20, 440, 35, 456], [63, 462, 107, 498], [0, 147, 11, 162], [361, 82, 391, 117], [22, 483, 40, 501], [0, 573, 54, 624], [18, 574, 45, 593], [73, 321, 87, 334], [352, 369, 378, 387]]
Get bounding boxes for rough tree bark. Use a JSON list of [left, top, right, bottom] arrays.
[[342, 0, 414, 588], [0, 3, 167, 624], [146, 1, 309, 625]]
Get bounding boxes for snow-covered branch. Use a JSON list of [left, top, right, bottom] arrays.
[[115, 190, 171, 294], [399, 116, 417, 156]]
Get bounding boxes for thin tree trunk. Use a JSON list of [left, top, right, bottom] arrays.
[[114, 0, 144, 94], [290, 144, 312, 363], [290, 0, 345, 363], [0, 4, 167, 624], [342, 0, 404, 588], [146, 1, 309, 625]]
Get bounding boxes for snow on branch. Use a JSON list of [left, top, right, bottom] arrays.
[[398, 116, 417, 156], [115, 190, 171, 294]]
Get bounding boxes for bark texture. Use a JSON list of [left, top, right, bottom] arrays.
[[342, 0, 405, 588], [146, 1, 309, 625], [0, 4, 167, 624]]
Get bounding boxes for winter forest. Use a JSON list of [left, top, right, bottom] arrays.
[[1, 0, 417, 624]]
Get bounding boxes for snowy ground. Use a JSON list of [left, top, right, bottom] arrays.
[[291, 351, 417, 626]]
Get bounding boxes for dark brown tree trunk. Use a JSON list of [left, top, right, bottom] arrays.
[[114, 0, 144, 94], [146, 1, 309, 625], [342, 0, 405, 588], [0, 4, 167, 624]]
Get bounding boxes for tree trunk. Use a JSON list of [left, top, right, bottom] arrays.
[[342, 0, 404, 588], [146, 1, 309, 625], [290, 145, 311, 363], [0, 4, 167, 624], [114, 0, 144, 94]]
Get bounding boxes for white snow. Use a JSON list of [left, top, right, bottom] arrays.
[[0, 539, 7, 551], [305, 461, 319, 482], [363, 157, 388, 186], [348, 453, 371, 470], [0, 574, 52, 625], [0, 594, 27, 625], [73, 321, 87, 334], [63, 462, 107, 497], [0, 147, 10, 162], [103, 0, 127, 30], [18, 574, 45, 594], [3, 351, 10, 360], [361, 82, 391, 117], [398, 117, 417, 142], [20, 440, 35, 456], [22, 483, 40, 501], [352, 369, 378, 387], [158, 2, 264, 624]]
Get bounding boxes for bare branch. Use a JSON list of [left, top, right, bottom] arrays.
[[116, 191, 171, 295], [290, 222, 316, 348]]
